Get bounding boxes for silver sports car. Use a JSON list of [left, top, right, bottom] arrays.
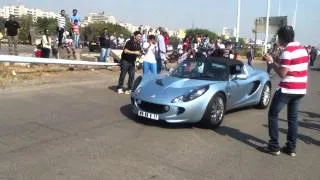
[[130, 57, 271, 128]]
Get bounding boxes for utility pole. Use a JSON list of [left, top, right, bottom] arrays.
[[292, 0, 299, 29], [264, 0, 271, 53], [236, 0, 241, 42], [278, 0, 281, 16]]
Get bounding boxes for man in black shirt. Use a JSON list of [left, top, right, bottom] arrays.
[[117, 31, 142, 94], [5, 15, 20, 55], [99, 28, 111, 62]]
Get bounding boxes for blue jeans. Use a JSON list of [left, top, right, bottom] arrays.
[[100, 48, 110, 62], [143, 61, 157, 75], [268, 90, 304, 151], [73, 34, 80, 48]]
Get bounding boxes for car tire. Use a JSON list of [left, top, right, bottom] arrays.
[[257, 83, 271, 109], [200, 93, 225, 129]]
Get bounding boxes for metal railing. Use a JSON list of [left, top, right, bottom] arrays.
[[0, 55, 119, 66]]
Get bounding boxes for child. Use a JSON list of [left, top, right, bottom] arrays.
[[142, 35, 157, 75], [64, 35, 76, 59], [72, 19, 80, 48], [34, 39, 43, 58]]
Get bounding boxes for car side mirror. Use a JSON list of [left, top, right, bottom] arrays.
[[236, 74, 248, 80]]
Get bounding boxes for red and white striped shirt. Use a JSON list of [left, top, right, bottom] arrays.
[[279, 42, 309, 94]]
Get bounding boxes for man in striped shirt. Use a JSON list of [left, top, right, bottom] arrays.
[[57, 10, 66, 47], [262, 26, 309, 157]]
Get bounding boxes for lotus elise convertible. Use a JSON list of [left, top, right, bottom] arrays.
[[130, 57, 271, 128]]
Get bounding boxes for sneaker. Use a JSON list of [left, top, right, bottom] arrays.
[[125, 90, 131, 95], [117, 89, 124, 94], [258, 146, 281, 156], [281, 146, 296, 157]]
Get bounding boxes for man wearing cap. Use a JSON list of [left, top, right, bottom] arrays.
[[4, 15, 20, 55]]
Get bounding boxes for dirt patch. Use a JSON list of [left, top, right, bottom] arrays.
[[0, 63, 121, 89]]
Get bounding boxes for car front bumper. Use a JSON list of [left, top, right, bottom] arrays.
[[130, 96, 208, 123]]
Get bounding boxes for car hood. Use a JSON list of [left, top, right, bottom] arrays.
[[137, 75, 219, 100]]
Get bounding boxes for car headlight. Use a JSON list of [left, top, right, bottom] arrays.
[[171, 85, 209, 103]]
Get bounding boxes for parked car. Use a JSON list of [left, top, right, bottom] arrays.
[[130, 57, 271, 128], [88, 36, 100, 52]]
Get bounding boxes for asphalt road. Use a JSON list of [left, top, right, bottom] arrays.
[[0, 63, 319, 180]]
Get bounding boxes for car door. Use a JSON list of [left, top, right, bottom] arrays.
[[227, 65, 252, 109]]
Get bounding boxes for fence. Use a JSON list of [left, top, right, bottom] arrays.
[[0, 55, 119, 66]]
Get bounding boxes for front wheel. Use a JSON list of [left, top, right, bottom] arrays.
[[200, 93, 225, 129], [257, 83, 271, 109]]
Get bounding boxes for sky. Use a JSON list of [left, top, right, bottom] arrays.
[[1, 0, 319, 45]]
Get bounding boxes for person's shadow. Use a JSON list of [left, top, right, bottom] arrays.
[[279, 118, 320, 132], [213, 126, 267, 149], [299, 111, 320, 119], [262, 124, 320, 147]]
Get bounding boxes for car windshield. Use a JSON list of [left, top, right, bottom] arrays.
[[171, 60, 229, 81]]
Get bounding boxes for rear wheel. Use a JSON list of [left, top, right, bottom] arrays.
[[201, 93, 225, 129], [257, 83, 271, 109]]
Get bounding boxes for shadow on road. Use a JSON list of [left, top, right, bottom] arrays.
[[120, 104, 193, 129], [213, 126, 267, 149], [262, 124, 320, 147], [299, 111, 320, 119], [108, 85, 118, 92], [310, 67, 320, 71], [279, 118, 320, 132]]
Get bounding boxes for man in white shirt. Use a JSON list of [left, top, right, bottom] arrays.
[[57, 10, 66, 47]]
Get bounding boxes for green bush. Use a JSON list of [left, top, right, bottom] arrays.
[[185, 28, 218, 42], [80, 22, 131, 41]]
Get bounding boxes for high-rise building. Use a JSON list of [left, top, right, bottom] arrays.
[[0, 5, 57, 19], [84, 12, 117, 25]]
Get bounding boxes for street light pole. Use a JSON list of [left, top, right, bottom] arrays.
[[292, 0, 299, 29], [264, 0, 271, 53], [278, 0, 281, 16], [236, 0, 241, 42]]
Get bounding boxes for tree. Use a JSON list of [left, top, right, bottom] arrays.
[[81, 22, 131, 41], [185, 28, 218, 42], [169, 36, 180, 48], [36, 17, 57, 34], [0, 17, 6, 33], [17, 15, 35, 43]]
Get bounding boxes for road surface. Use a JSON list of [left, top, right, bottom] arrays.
[[0, 63, 319, 180]]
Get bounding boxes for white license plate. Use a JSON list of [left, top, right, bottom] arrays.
[[138, 111, 159, 120]]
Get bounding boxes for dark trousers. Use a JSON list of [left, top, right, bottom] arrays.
[[117, 59, 135, 89], [268, 90, 304, 151], [42, 48, 50, 58], [248, 58, 253, 66], [310, 57, 316, 66], [156, 58, 164, 74], [267, 64, 272, 74], [57, 27, 65, 47]]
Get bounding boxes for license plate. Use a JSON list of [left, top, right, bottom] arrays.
[[138, 111, 159, 120]]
